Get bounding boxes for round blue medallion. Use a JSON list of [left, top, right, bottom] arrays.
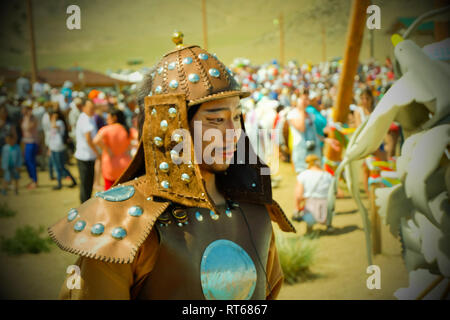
[[181, 173, 191, 183], [161, 180, 170, 189], [195, 211, 203, 222], [183, 57, 193, 65], [157, 66, 163, 74], [168, 107, 177, 118], [168, 62, 176, 70], [169, 80, 179, 89], [225, 209, 232, 218], [188, 73, 200, 83], [91, 223, 105, 235], [160, 120, 168, 131], [209, 68, 220, 78], [200, 239, 257, 300], [111, 227, 127, 239], [74, 220, 86, 232], [95, 185, 135, 202], [128, 206, 143, 217], [67, 208, 78, 222], [159, 162, 169, 173], [154, 136, 163, 147], [198, 53, 209, 60], [210, 210, 219, 220], [155, 86, 162, 94]]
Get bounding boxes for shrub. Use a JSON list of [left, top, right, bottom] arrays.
[[276, 232, 318, 284], [1, 225, 53, 255], [0, 202, 16, 218]]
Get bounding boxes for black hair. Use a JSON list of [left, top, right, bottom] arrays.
[[108, 107, 129, 136]]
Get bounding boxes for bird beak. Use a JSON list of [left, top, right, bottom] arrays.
[[391, 34, 404, 47]]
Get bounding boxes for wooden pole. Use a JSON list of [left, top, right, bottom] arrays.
[[26, 0, 38, 84], [325, 0, 369, 163], [202, 0, 208, 50], [370, 184, 381, 255], [279, 13, 285, 66], [332, 0, 369, 124]]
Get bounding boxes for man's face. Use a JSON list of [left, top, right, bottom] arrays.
[[189, 96, 242, 174]]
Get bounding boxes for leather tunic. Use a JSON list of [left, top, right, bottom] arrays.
[[136, 201, 273, 300]]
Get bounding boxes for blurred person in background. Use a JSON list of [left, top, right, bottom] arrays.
[[93, 108, 132, 191], [74, 99, 99, 203], [21, 104, 39, 189], [49, 110, 77, 190], [1, 132, 22, 195], [287, 89, 322, 174], [293, 154, 334, 233]]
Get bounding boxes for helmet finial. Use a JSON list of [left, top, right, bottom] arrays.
[[172, 31, 184, 48]]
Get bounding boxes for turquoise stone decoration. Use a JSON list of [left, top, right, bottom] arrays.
[[200, 239, 257, 300], [111, 227, 127, 240], [226, 67, 233, 76], [168, 107, 177, 118], [159, 162, 169, 173], [154, 136, 163, 147], [128, 205, 143, 217], [195, 211, 203, 222], [181, 173, 191, 183], [155, 86, 162, 94], [168, 62, 176, 70], [198, 53, 209, 60], [210, 210, 219, 220], [209, 68, 220, 78], [161, 180, 170, 189], [183, 57, 193, 65], [91, 223, 105, 235], [188, 73, 200, 83], [169, 80, 179, 89], [170, 149, 180, 163], [225, 209, 232, 218], [95, 185, 135, 202], [67, 208, 78, 222], [148, 91, 153, 96], [160, 120, 168, 132], [157, 66, 163, 74], [251, 183, 256, 188], [74, 220, 86, 232], [151, 108, 157, 116], [172, 133, 182, 143]]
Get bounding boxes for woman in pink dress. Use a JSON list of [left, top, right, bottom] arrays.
[[93, 108, 132, 190]]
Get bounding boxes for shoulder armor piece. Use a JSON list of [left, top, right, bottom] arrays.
[[48, 176, 169, 263]]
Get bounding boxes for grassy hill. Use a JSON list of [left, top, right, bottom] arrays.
[[0, 0, 436, 73]]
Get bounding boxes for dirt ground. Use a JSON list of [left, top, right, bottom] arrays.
[[0, 160, 409, 299]]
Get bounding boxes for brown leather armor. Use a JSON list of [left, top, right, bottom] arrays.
[[137, 202, 272, 300]]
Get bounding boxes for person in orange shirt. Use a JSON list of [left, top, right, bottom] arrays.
[[93, 108, 132, 190]]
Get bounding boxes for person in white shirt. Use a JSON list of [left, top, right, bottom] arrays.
[[49, 111, 77, 190], [74, 99, 99, 203], [294, 154, 334, 233]]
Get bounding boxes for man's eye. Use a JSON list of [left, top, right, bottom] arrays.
[[207, 118, 224, 123], [233, 114, 241, 121]]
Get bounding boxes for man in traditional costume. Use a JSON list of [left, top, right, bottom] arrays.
[[49, 32, 295, 300]]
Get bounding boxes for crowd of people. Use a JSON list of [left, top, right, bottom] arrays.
[[1, 56, 400, 230], [0, 76, 138, 203], [232, 56, 400, 231]]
